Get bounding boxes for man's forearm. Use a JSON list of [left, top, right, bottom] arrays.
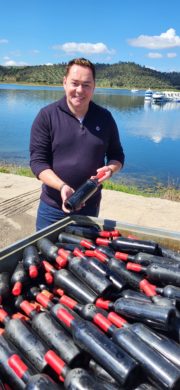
[[38, 169, 65, 191], [108, 160, 123, 174]]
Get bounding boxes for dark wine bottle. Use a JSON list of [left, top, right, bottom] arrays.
[[65, 173, 104, 211]]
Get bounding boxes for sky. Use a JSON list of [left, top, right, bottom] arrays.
[[0, 0, 180, 73]]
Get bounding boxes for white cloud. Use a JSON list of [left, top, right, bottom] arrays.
[[145, 65, 156, 70], [0, 38, 8, 44], [3, 60, 17, 66], [52, 42, 114, 55], [167, 52, 177, 58], [9, 50, 21, 57], [128, 28, 180, 49], [147, 52, 163, 58], [29, 49, 40, 55], [151, 135, 162, 143], [3, 59, 28, 66], [146, 51, 177, 60], [45, 63, 53, 66]]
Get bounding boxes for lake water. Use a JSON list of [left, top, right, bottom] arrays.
[[0, 84, 180, 189]]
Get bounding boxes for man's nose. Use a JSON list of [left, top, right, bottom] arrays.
[[76, 84, 83, 92]]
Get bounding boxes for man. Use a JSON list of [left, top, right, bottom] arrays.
[[30, 58, 125, 230]]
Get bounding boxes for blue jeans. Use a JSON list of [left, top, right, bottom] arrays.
[[36, 199, 100, 231]]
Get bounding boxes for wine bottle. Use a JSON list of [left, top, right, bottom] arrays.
[[65, 172, 104, 211]]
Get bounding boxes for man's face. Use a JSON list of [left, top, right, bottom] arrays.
[[63, 64, 95, 116]]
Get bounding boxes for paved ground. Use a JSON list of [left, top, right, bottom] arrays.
[[0, 173, 180, 250]]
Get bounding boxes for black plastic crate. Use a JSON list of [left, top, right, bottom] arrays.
[[0, 215, 180, 275]]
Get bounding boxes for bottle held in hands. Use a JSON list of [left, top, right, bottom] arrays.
[[65, 171, 105, 212]]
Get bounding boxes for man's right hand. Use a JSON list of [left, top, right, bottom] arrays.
[[60, 184, 74, 213]]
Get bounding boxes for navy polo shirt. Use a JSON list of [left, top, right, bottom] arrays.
[[30, 96, 125, 209]]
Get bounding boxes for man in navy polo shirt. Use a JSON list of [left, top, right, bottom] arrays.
[[30, 58, 125, 230]]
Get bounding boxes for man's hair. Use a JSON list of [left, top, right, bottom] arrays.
[[65, 58, 96, 81]]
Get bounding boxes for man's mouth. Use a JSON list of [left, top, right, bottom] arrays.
[[73, 96, 84, 102]]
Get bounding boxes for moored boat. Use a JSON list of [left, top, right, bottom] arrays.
[[144, 89, 153, 101], [163, 91, 180, 102], [152, 91, 166, 103], [152, 90, 180, 104]]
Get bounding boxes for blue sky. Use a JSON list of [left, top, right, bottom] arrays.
[[0, 0, 180, 72]]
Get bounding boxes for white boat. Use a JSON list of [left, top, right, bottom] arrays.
[[163, 91, 180, 102], [144, 89, 153, 101], [152, 91, 166, 103], [131, 89, 139, 93], [152, 90, 180, 103]]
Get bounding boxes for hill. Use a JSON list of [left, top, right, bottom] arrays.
[[0, 61, 180, 89]]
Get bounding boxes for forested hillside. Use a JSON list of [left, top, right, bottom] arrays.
[[0, 61, 180, 89]]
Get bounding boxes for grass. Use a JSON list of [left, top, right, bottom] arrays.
[[104, 180, 180, 202], [0, 164, 35, 177], [0, 163, 179, 202]]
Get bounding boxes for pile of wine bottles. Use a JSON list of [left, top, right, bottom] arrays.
[[0, 222, 180, 389]]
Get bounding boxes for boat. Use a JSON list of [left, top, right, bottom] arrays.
[[131, 89, 139, 93], [152, 91, 166, 103], [163, 91, 180, 102], [144, 89, 153, 101], [152, 91, 180, 104]]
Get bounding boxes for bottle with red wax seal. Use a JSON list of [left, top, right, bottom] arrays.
[[37, 238, 67, 268], [0, 272, 10, 303], [45, 350, 114, 389], [0, 307, 75, 381], [23, 245, 41, 279], [41, 261, 98, 304], [11, 262, 29, 296], [14, 296, 88, 369], [65, 171, 105, 212], [8, 354, 62, 389], [0, 329, 38, 389]]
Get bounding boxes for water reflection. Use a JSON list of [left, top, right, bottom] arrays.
[[152, 101, 180, 111], [124, 101, 180, 143], [145, 100, 180, 112], [94, 93, 144, 111], [1, 88, 64, 107], [0, 86, 179, 188], [94, 93, 180, 144]]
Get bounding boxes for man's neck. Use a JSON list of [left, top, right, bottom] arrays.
[[66, 101, 89, 118]]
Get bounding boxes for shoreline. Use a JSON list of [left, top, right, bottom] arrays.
[[1, 81, 177, 92], [0, 164, 179, 200], [0, 173, 180, 250], [0, 82, 134, 91]]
